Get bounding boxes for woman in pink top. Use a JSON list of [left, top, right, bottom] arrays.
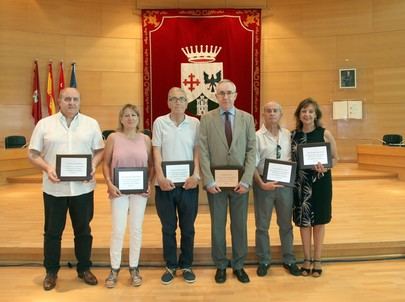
[[102, 104, 153, 288]]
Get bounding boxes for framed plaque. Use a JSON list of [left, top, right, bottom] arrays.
[[297, 142, 332, 169], [211, 166, 242, 189], [114, 167, 148, 194], [339, 68, 356, 89], [56, 154, 92, 181], [263, 159, 297, 187], [162, 161, 194, 186]]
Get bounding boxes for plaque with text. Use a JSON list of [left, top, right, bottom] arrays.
[[298, 142, 332, 169], [56, 154, 92, 181], [211, 166, 242, 189], [114, 167, 148, 194], [162, 161, 194, 186], [263, 159, 297, 187]]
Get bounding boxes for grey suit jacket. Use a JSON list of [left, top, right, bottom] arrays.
[[199, 107, 256, 187]]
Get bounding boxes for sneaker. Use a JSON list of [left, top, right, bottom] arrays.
[[129, 267, 142, 287], [105, 269, 119, 288], [161, 267, 176, 285], [182, 268, 196, 283], [283, 263, 301, 276]]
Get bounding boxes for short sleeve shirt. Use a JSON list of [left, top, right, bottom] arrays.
[[152, 114, 199, 161], [255, 125, 291, 175], [29, 112, 104, 197]]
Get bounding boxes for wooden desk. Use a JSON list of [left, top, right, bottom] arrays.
[[0, 148, 37, 184], [357, 144, 405, 180]]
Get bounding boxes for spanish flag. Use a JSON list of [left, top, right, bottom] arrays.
[[46, 62, 56, 115]]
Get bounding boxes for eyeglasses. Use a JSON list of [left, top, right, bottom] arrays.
[[169, 96, 187, 103], [276, 144, 281, 159], [216, 91, 236, 97]]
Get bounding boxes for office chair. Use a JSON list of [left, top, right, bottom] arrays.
[[5, 135, 27, 149], [382, 134, 403, 146], [102, 130, 115, 140]]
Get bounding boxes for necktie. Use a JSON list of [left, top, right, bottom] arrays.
[[224, 111, 232, 148]]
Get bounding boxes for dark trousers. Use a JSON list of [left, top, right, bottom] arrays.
[[155, 186, 198, 269], [43, 191, 94, 274]]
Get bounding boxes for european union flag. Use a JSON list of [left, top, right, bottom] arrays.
[[70, 62, 77, 88]]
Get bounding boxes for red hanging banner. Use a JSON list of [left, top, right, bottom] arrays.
[[142, 9, 261, 129]]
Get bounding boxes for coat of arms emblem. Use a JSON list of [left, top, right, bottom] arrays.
[[180, 45, 223, 116]]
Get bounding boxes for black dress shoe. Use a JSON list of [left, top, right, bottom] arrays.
[[257, 263, 270, 277], [43, 272, 57, 291], [233, 268, 250, 283], [283, 263, 301, 276], [78, 270, 98, 285], [215, 268, 226, 283]]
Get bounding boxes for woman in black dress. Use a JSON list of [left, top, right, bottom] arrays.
[[291, 98, 338, 277]]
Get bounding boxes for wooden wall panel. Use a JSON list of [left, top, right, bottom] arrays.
[[0, 30, 65, 105], [263, 37, 337, 72], [0, 0, 102, 36], [64, 37, 138, 72], [362, 104, 405, 138], [80, 105, 124, 132], [225, 0, 267, 8], [262, 5, 302, 39], [301, 0, 372, 36], [100, 72, 143, 105], [80, 104, 146, 132], [333, 68, 374, 101], [374, 67, 405, 103], [373, 0, 405, 31], [335, 103, 405, 140], [336, 32, 405, 69], [101, 3, 141, 39], [261, 72, 303, 106], [0, 61, 32, 106], [135, 0, 267, 9], [261, 71, 335, 106], [178, 0, 227, 8], [0, 106, 36, 147], [67, 71, 142, 107], [74, 71, 103, 105], [136, 0, 178, 9]]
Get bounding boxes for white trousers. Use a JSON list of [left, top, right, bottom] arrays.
[[109, 194, 147, 269]]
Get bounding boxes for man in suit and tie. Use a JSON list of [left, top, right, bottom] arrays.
[[199, 79, 256, 283]]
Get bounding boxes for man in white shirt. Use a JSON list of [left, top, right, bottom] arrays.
[[28, 87, 104, 290], [253, 101, 300, 277], [152, 87, 200, 285]]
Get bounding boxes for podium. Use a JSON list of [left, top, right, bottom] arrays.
[[357, 144, 405, 180]]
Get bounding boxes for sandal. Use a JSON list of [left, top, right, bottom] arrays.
[[300, 259, 312, 276], [312, 259, 322, 277]]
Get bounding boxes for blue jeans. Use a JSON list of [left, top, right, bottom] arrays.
[[155, 186, 198, 269], [43, 191, 94, 274]]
